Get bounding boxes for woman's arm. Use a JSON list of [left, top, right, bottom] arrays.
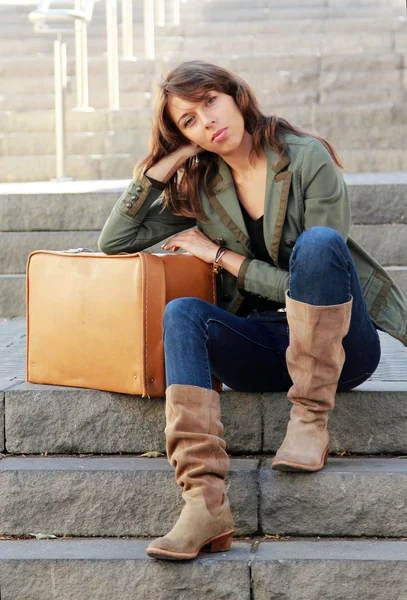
[[301, 139, 351, 239], [98, 148, 197, 255]]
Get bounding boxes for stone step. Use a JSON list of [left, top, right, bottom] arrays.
[[0, 50, 404, 79], [187, 16, 406, 35], [187, 7, 406, 22], [321, 124, 407, 150], [4, 122, 407, 158], [260, 457, 407, 536], [0, 6, 402, 30], [0, 35, 184, 57], [0, 107, 154, 134], [0, 91, 154, 111], [0, 223, 406, 273], [1, 173, 405, 232], [320, 87, 404, 105], [0, 29, 404, 57], [197, 0, 405, 9], [0, 15, 404, 45], [1, 456, 407, 537], [1, 101, 405, 136], [4, 85, 407, 112], [344, 172, 407, 224], [1, 0, 404, 24], [2, 68, 404, 98], [0, 455, 258, 537], [0, 130, 150, 157], [1, 147, 407, 182], [1, 375, 407, 454], [1, 265, 406, 318], [0, 74, 156, 95], [2, 539, 407, 600], [0, 153, 138, 182]]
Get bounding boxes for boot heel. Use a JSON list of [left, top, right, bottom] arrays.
[[209, 531, 234, 553]]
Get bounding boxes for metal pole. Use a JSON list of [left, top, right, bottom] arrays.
[[81, 20, 90, 108], [54, 35, 69, 180], [121, 0, 133, 58], [61, 41, 67, 89], [74, 0, 84, 107], [156, 0, 165, 27], [106, 0, 120, 109], [172, 0, 180, 26], [144, 0, 155, 61]]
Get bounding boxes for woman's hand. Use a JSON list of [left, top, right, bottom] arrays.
[[145, 144, 205, 183], [178, 143, 205, 162], [161, 227, 219, 264]]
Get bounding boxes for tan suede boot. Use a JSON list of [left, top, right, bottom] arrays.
[[272, 292, 353, 473], [146, 384, 234, 560]]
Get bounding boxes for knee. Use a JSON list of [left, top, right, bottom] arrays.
[[163, 297, 208, 328], [291, 227, 345, 264]]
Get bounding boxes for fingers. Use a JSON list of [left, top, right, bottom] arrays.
[[161, 243, 179, 252]]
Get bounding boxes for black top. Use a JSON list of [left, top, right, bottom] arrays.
[[235, 202, 285, 317], [144, 175, 285, 316]]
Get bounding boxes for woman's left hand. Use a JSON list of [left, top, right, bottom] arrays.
[[161, 228, 219, 264]]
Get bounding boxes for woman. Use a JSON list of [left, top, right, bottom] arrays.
[[98, 60, 407, 561]]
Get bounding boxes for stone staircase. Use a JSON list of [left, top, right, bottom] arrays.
[[1, 317, 407, 597], [0, 0, 406, 181]]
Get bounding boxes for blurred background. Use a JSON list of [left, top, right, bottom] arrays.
[[0, 0, 406, 317], [0, 0, 406, 180]]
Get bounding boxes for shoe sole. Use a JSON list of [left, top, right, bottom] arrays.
[[146, 529, 234, 561], [271, 445, 330, 473]]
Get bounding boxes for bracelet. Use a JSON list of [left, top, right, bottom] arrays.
[[213, 247, 228, 274]]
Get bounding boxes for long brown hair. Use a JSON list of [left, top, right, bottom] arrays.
[[135, 60, 343, 222]]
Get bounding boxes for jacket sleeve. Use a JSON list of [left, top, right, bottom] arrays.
[[98, 170, 196, 255], [301, 139, 351, 239], [236, 257, 290, 304], [236, 139, 351, 304]]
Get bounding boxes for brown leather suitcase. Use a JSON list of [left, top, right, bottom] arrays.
[[26, 250, 220, 397]]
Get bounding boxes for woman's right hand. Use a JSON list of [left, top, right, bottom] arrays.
[[175, 143, 205, 163], [145, 145, 205, 184]]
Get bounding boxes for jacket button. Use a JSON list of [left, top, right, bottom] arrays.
[[126, 201, 133, 208], [130, 195, 137, 201], [136, 185, 144, 193], [284, 239, 295, 248], [215, 238, 226, 246]]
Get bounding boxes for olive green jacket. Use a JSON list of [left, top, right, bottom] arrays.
[[98, 133, 407, 346]]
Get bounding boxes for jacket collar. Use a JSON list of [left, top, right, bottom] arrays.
[[208, 144, 292, 263]]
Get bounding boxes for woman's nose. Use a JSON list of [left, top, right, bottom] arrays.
[[204, 118, 215, 129]]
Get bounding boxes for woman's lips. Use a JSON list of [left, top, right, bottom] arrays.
[[212, 128, 228, 142]]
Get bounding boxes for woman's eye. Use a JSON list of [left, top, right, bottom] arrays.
[[185, 117, 194, 127], [207, 96, 216, 105]]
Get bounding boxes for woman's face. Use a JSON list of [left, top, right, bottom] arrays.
[[167, 91, 246, 155]]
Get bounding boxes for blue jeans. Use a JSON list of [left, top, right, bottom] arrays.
[[163, 227, 381, 393]]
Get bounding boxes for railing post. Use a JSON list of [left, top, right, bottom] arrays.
[[74, 0, 92, 110], [156, 0, 165, 27], [106, 0, 120, 108], [53, 34, 70, 180], [121, 0, 133, 58], [144, 0, 155, 60], [172, 0, 180, 26]]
